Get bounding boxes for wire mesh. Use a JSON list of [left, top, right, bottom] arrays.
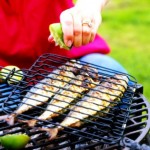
[[0, 53, 137, 146]]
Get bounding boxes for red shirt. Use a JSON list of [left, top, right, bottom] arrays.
[[0, 0, 110, 68]]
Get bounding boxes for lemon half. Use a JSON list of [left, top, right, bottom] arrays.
[[0, 134, 30, 150], [0, 66, 23, 84], [49, 23, 71, 50]]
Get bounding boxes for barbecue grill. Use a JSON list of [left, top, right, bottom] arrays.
[[0, 53, 150, 150]]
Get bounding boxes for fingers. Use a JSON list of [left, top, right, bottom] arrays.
[[60, 8, 101, 47], [60, 10, 74, 48], [82, 15, 101, 44], [89, 15, 102, 43], [72, 13, 82, 47], [60, 9, 83, 47], [82, 18, 92, 45]]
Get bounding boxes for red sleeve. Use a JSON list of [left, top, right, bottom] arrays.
[[0, 0, 110, 69]]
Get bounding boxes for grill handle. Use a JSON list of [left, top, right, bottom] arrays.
[[121, 137, 150, 150]]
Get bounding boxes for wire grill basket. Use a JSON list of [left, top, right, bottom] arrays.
[[1, 53, 137, 145]]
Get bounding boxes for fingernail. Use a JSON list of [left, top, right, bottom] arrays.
[[67, 40, 72, 47], [48, 35, 53, 42]]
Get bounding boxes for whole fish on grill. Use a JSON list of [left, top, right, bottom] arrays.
[[39, 74, 128, 140], [20, 65, 100, 127], [0, 60, 82, 125]]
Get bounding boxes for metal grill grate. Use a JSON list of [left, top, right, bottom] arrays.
[[0, 53, 140, 149], [0, 84, 149, 149]]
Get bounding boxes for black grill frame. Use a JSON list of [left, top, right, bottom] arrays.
[[0, 84, 149, 150], [0, 53, 148, 150]]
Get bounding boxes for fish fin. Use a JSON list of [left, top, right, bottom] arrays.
[[51, 113, 59, 118], [70, 121, 82, 127], [38, 127, 59, 140], [18, 119, 37, 127], [0, 114, 15, 125]]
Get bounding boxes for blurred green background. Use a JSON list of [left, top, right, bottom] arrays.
[[99, 0, 150, 101]]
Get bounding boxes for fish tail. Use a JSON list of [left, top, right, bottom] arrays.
[[38, 127, 60, 140], [0, 114, 16, 125], [18, 119, 37, 127]]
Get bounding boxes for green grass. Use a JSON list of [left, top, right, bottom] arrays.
[[99, 0, 150, 101]]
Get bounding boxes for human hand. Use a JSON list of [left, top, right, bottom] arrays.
[[59, 0, 106, 48]]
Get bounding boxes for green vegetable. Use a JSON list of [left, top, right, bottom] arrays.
[[0, 66, 23, 84], [0, 134, 30, 150], [49, 23, 71, 50]]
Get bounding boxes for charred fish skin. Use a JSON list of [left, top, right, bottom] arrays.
[[41, 74, 128, 140], [39, 65, 100, 120], [25, 65, 100, 127], [60, 74, 128, 128], [59, 59, 82, 75], [0, 60, 82, 125], [35, 77, 98, 123], [15, 69, 75, 115], [38, 75, 90, 119], [80, 64, 99, 82]]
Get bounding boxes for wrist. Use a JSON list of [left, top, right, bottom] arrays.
[[75, 0, 108, 12]]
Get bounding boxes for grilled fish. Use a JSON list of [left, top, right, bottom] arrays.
[[0, 60, 82, 125], [60, 75, 128, 127], [21, 65, 100, 127], [39, 74, 128, 140]]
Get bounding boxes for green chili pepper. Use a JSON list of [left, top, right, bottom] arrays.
[[0, 134, 30, 150], [49, 23, 71, 50]]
